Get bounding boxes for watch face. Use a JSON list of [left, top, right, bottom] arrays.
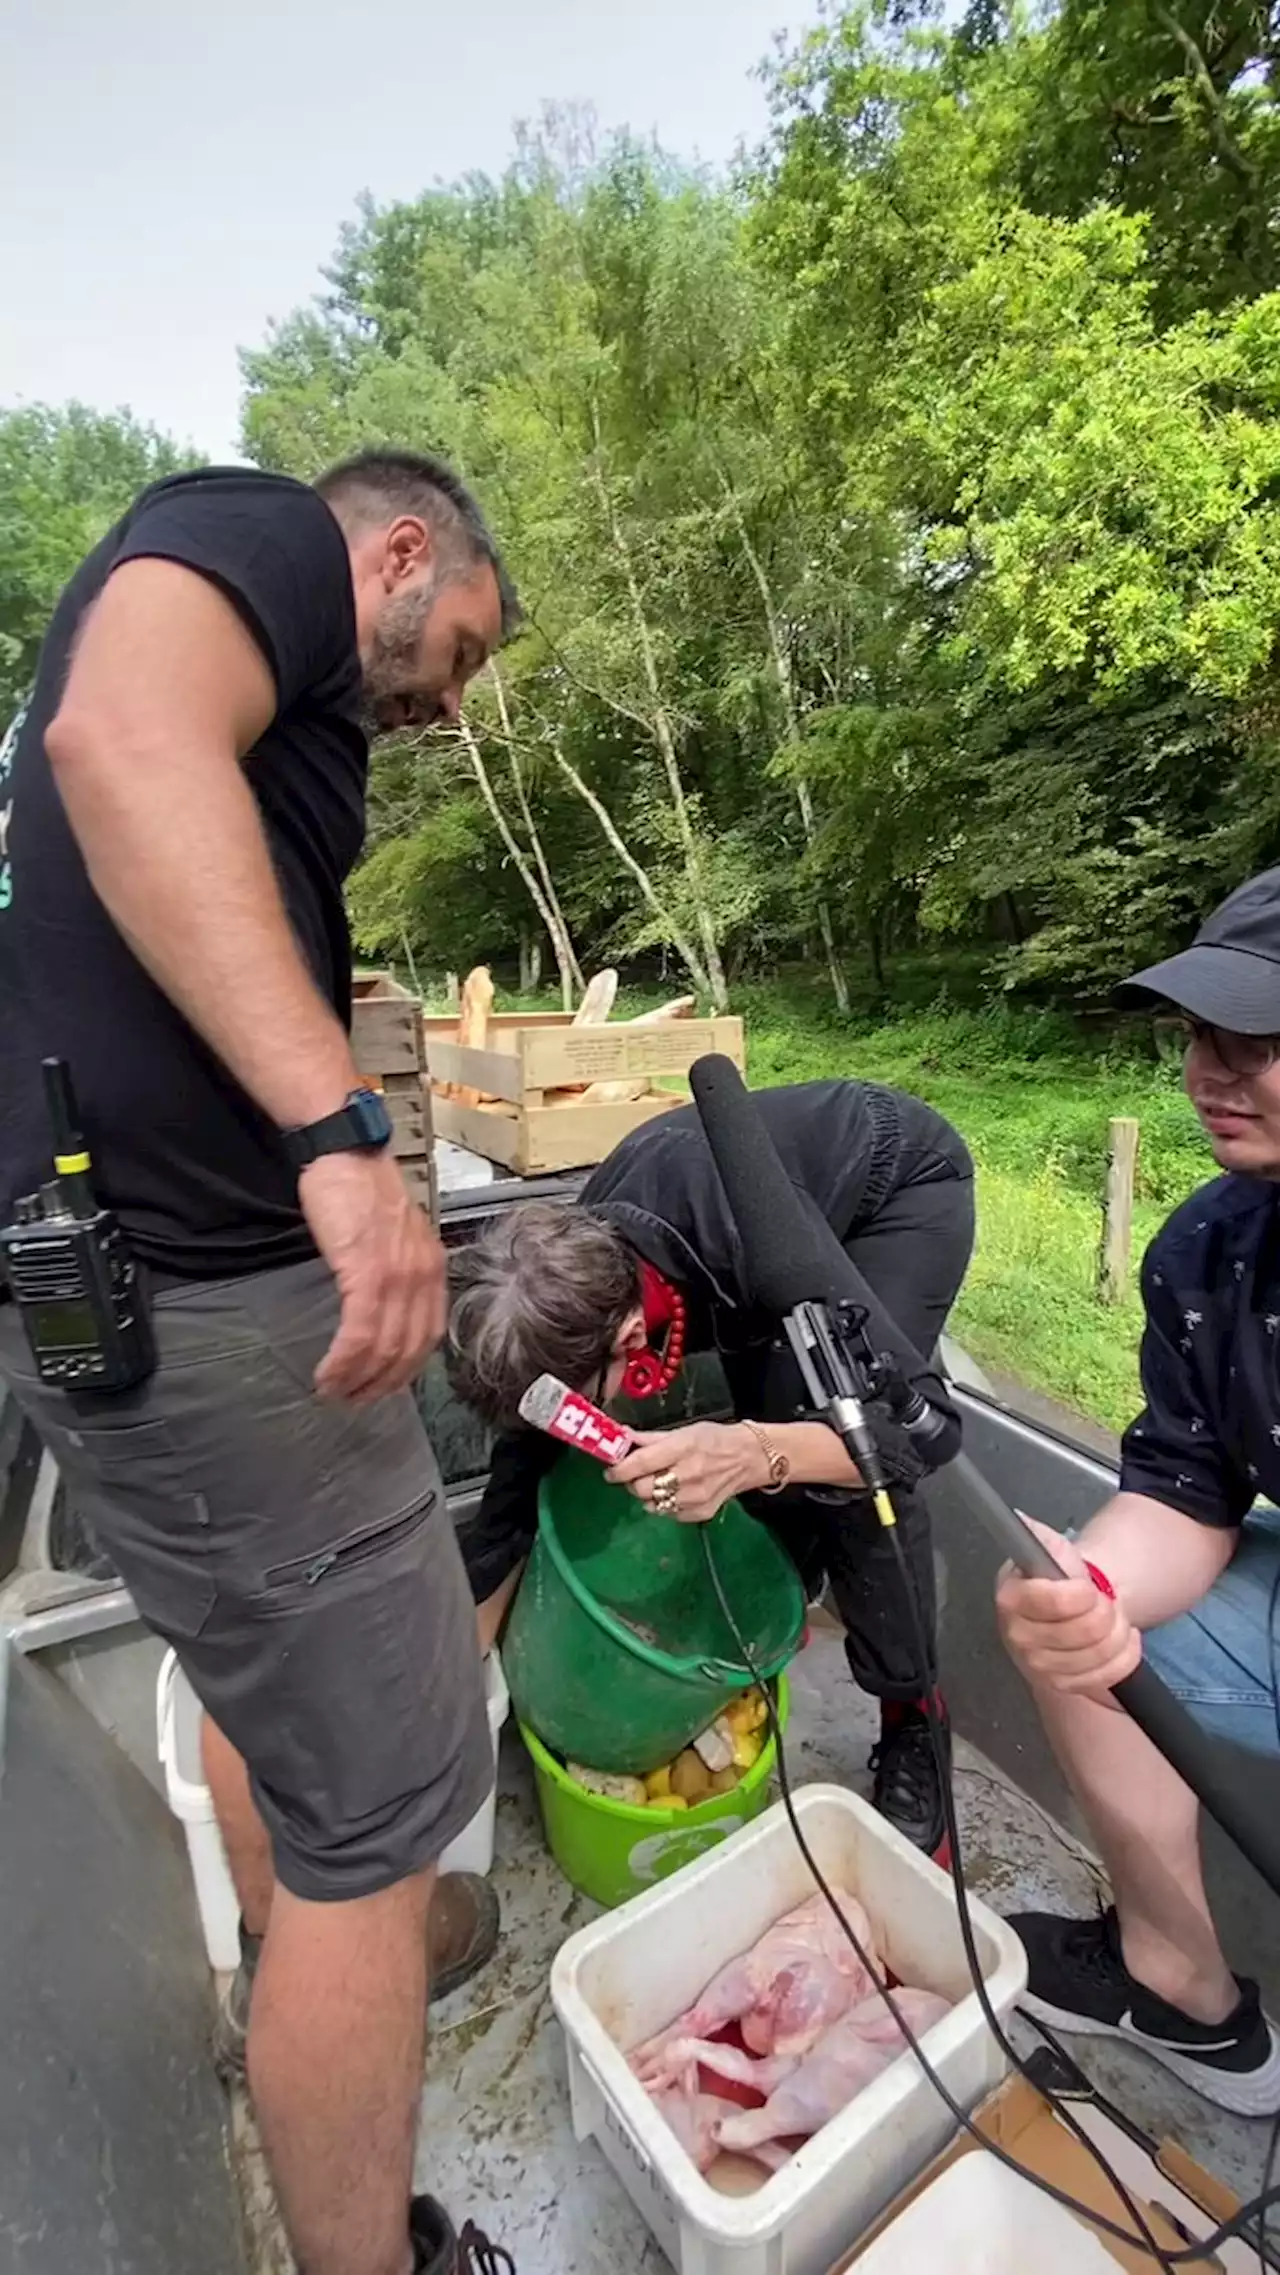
[[350, 1088, 393, 1146]]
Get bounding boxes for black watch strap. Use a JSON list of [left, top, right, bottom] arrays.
[[282, 1087, 393, 1171]]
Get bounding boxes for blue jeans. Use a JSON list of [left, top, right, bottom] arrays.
[[1143, 1509, 1280, 1758]]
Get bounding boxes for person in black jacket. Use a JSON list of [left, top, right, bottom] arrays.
[[447, 1078, 975, 1855]]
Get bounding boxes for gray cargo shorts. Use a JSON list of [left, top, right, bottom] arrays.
[[0, 1257, 493, 1902]]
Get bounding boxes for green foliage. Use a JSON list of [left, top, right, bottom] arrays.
[[0, 402, 191, 716], [1015, 3, 1280, 322], [749, 1, 1280, 991]]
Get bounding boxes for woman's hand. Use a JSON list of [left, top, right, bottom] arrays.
[[607, 1422, 772, 1523]]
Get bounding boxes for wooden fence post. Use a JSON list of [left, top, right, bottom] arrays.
[[1098, 1117, 1140, 1305]]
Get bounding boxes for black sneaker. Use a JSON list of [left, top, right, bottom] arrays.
[[411, 2199, 515, 2274], [1010, 1906, 1280, 2117], [457, 2219, 516, 2273], [411, 2196, 457, 2275], [870, 1703, 948, 1857]]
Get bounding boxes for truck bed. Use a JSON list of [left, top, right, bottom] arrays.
[[2, 1147, 1278, 2272]]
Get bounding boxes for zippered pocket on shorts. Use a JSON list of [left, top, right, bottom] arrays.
[[264, 1499, 430, 1592]]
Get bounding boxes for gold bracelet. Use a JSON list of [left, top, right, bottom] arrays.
[[741, 1418, 790, 1495]]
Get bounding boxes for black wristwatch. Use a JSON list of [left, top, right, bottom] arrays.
[[282, 1086, 393, 1171]]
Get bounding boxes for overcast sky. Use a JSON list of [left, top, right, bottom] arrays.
[[2, 0, 799, 461]]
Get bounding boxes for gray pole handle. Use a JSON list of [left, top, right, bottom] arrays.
[[949, 1451, 1280, 1898], [950, 1451, 1066, 1579]]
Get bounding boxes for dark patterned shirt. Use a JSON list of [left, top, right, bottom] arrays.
[[1121, 1175, 1280, 1529]]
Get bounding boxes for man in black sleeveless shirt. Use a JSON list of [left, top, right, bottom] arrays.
[[0, 452, 515, 2275]]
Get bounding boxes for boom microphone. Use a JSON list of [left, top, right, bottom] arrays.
[[688, 1054, 1280, 1902], [687, 1053, 959, 1462]]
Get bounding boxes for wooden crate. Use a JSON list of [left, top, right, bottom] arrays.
[[351, 973, 437, 1217], [423, 1012, 745, 1176]]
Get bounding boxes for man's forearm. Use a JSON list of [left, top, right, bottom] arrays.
[[1080, 1491, 1236, 1630], [47, 720, 361, 1130]]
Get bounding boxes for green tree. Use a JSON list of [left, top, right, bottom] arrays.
[[239, 12, 1280, 1007], [752, 2, 1280, 990], [1015, 2, 1280, 320], [0, 403, 190, 717]]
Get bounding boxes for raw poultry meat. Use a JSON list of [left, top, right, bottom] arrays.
[[653, 2086, 741, 2175], [645, 2036, 797, 2102], [631, 1889, 880, 2088], [714, 1989, 952, 2157], [652, 2081, 794, 2180]]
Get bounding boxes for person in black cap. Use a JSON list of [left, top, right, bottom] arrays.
[[997, 866, 1280, 2114]]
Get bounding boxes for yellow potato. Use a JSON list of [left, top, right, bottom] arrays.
[[724, 1691, 767, 1738], [670, 1748, 713, 1803], [644, 1765, 674, 1803]]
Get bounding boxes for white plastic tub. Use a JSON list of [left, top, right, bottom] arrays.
[[157, 1647, 510, 1972], [155, 1649, 241, 1973], [439, 1649, 509, 1877], [551, 1782, 1027, 2275]]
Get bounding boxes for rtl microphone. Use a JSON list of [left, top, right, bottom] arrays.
[[518, 1374, 635, 1466]]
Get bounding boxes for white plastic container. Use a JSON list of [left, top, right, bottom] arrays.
[[850, 2152, 1118, 2274], [551, 1783, 1027, 2275], [157, 1647, 510, 1972], [439, 1649, 509, 1877], [156, 1649, 242, 1973]]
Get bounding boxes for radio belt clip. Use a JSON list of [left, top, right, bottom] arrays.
[[0, 1058, 155, 1393]]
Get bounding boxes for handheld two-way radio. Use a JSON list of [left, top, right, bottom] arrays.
[[0, 1059, 155, 1393]]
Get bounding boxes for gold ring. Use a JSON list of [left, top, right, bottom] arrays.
[[652, 1469, 680, 1511]]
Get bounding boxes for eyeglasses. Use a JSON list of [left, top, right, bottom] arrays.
[[1152, 1013, 1280, 1078]]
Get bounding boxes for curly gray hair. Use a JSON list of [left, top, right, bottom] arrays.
[[445, 1203, 641, 1430]]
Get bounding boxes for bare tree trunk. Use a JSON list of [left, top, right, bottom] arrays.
[[589, 404, 728, 1010], [868, 914, 886, 999], [456, 719, 579, 1010], [1152, 4, 1256, 188], [719, 473, 849, 1014], [488, 662, 583, 1007], [793, 776, 849, 1013], [549, 739, 712, 998]]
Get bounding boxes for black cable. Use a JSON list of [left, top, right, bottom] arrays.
[[882, 1520, 1179, 2274], [698, 1519, 1280, 2265], [699, 1523, 1174, 2268]]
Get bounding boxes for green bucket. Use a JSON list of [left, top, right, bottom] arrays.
[[521, 1680, 790, 1908], [502, 1449, 806, 1776]]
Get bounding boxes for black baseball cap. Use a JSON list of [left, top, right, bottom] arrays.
[[1115, 866, 1280, 1034]]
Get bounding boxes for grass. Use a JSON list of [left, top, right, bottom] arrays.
[[418, 965, 1218, 1435]]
